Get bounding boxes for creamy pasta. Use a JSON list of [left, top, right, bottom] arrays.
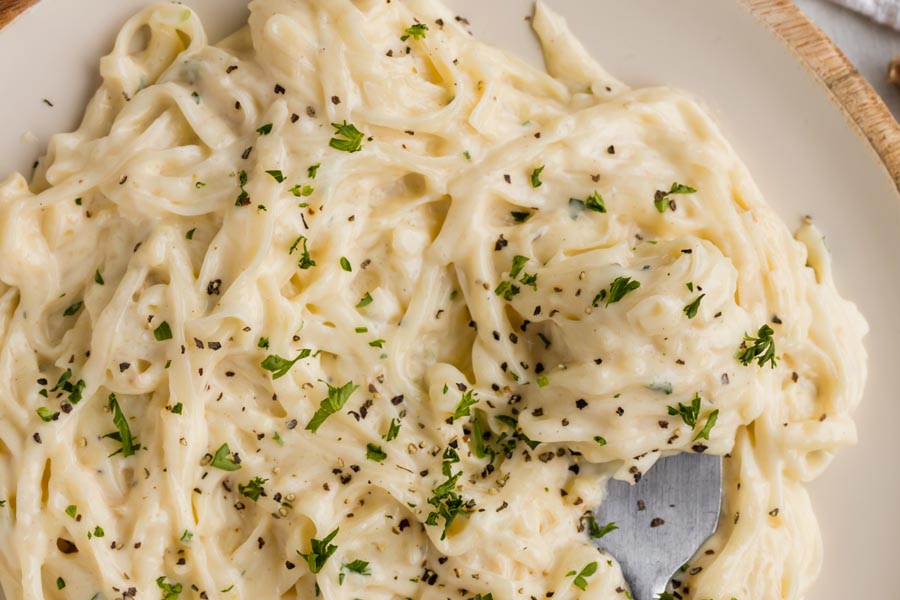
[[0, 1, 867, 599]]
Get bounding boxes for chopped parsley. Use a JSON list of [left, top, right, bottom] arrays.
[[496, 256, 536, 301], [56, 577, 65, 590], [401, 23, 428, 41], [684, 294, 705, 319], [494, 280, 520, 301], [103, 394, 139, 457], [566, 562, 598, 591], [156, 576, 183, 600], [366, 443, 387, 463], [258, 337, 270, 349], [593, 435, 607, 445], [585, 515, 618, 539], [256, 123, 273, 135], [90, 525, 104, 538], [238, 476, 268, 501], [36, 407, 58, 422], [510, 210, 531, 222], [585, 191, 606, 213], [736, 324, 778, 368], [329, 121, 366, 153], [94, 270, 104, 285], [46, 368, 86, 406], [289, 184, 313, 197], [180, 529, 193, 543], [694, 409, 719, 441], [63, 302, 82, 317], [297, 527, 339, 574], [339, 559, 371, 585], [261, 349, 312, 379], [65, 505, 77, 519], [306, 381, 359, 433], [530, 165, 544, 188], [153, 321, 173, 341], [289, 235, 316, 269], [654, 181, 696, 213], [235, 169, 250, 206], [452, 390, 478, 420], [186, 228, 196, 240], [340, 257, 352, 272], [426, 447, 466, 539], [667, 393, 702, 429], [171, 402, 183, 414], [570, 191, 606, 214], [265, 169, 285, 183], [593, 276, 640, 307], [210, 443, 241, 471], [368, 339, 385, 348], [356, 292, 373, 308], [647, 382, 673, 395], [384, 418, 401, 441], [308, 163, 320, 179]]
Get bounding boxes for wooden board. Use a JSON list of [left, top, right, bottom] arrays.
[[2, 0, 899, 189]]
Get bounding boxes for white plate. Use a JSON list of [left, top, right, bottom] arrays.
[[1, 1, 897, 598]]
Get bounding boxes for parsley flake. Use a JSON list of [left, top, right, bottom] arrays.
[[103, 394, 139, 457], [261, 349, 312, 379], [153, 321, 173, 341], [36, 407, 58, 422], [684, 294, 705, 319], [401, 23, 428, 41], [384, 418, 400, 441], [667, 393, 702, 429], [306, 381, 359, 433], [694, 409, 719, 441], [156, 576, 183, 600], [586, 515, 618, 539], [452, 390, 478, 420], [654, 181, 696, 213], [329, 121, 366, 153], [736, 324, 778, 368], [256, 123, 273, 135], [238, 476, 268, 501], [297, 527, 339, 574], [339, 559, 371, 585], [289, 235, 316, 269], [530, 165, 544, 188], [566, 562, 598, 591], [366, 443, 387, 463], [210, 443, 241, 471], [265, 169, 285, 183]]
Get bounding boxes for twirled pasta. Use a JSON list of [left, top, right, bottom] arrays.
[[0, 1, 866, 599]]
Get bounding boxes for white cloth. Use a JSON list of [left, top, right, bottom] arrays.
[[828, 0, 900, 29]]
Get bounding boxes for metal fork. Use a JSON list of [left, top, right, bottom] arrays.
[[595, 453, 722, 600]]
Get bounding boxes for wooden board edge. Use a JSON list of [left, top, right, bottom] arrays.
[[0, 0, 38, 29], [747, 0, 900, 191]]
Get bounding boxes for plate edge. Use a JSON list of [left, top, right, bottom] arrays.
[[745, 0, 900, 194]]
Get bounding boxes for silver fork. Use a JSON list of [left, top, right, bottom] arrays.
[[595, 453, 722, 600]]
